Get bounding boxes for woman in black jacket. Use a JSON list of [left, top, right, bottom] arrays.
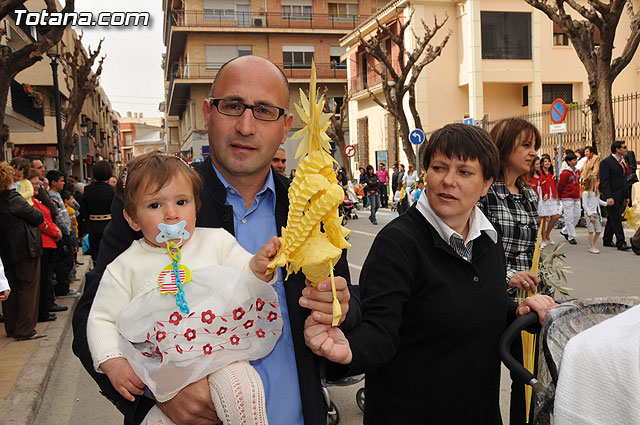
[[80, 161, 114, 261], [304, 124, 555, 425], [0, 162, 45, 340], [364, 165, 380, 225]]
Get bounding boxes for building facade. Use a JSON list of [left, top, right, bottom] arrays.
[[3, 1, 121, 179], [120, 112, 165, 161], [162, 0, 389, 167], [343, 0, 640, 171]]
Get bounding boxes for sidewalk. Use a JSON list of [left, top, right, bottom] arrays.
[[0, 254, 90, 425]]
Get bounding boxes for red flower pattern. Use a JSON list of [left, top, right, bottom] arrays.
[[233, 307, 245, 321], [201, 310, 215, 324], [156, 331, 166, 342], [217, 326, 227, 335], [256, 298, 265, 311], [230, 335, 240, 345], [256, 328, 265, 338], [203, 344, 213, 355], [176, 344, 183, 354], [169, 312, 182, 325], [243, 320, 254, 329], [184, 328, 196, 341], [267, 311, 278, 322], [141, 352, 152, 357]]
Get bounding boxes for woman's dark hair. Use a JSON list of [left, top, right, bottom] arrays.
[[584, 145, 598, 155], [92, 160, 112, 182], [366, 165, 374, 173], [529, 156, 541, 178], [540, 153, 554, 176], [489, 118, 541, 181], [422, 123, 500, 182]]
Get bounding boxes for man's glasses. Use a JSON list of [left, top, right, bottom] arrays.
[[209, 98, 286, 121]]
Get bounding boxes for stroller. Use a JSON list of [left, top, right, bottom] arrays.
[[340, 196, 358, 220], [499, 296, 640, 425]]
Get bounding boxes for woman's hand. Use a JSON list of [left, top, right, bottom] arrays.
[[0, 289, 10, 301], [304, 316, 352, 364], [543, 194, 549, 201], [508, 271, 541, 292], [516, 294, 556, 324]]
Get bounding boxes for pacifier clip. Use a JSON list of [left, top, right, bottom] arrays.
[[158, 241, 192, 314]]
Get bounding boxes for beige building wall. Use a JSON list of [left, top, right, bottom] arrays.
[[344, 0, 640, 172]]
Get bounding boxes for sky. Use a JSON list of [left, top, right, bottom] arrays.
[[71, 0, 165, 118]]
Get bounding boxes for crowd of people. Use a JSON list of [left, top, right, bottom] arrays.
[[527, 140, 638, 254], [0, 157, 116, 341]]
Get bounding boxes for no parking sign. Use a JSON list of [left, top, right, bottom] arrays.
[[344, 145, 356, 158]]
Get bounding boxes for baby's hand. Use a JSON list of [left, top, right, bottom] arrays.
[[100, 357, 145, 402], [250, 236, 281, 282]]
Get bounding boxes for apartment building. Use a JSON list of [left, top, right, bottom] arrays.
[[4, 1, 121, 178], [120, 112, 165, 161], [343, 0, 640, 170], [162, 0, 390, 167]]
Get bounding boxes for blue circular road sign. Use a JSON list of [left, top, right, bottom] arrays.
[[410, 129, 425, 145]]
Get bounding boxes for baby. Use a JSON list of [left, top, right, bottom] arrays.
[[88, 152, 283, 425]]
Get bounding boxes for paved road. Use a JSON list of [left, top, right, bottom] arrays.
[[34, 206, 638, 424]]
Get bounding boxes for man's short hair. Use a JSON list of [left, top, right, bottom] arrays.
[[46, 170, 65, 183], [423, 123, 500, 182], [611, 140, 625, 153], [565, 152, 577, 163]]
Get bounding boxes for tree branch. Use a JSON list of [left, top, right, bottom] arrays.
[[0, 0, 26, 21], [611, 1, 640, 79]]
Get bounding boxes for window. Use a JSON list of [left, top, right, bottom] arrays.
[[329, 2, 359, 22], [283, 45, 315, 69], [282, 4, 312, 20], [542, 84, 572, 104], [481, 12, 531, 59], [203, 0, 235, 19], [330, 46, 347, 69], [522, 85, 528, 107], [553, 22, 569, 46], [327, 96, 344, 115], [205, 45, 252, 69]]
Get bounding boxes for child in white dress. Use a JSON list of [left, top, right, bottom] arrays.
[[582, 175, 607, 254], [87, 152, 283, 425]]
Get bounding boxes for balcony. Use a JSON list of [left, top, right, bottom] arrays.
[[7, 80, 45, 130], [348, 60, 401, 96], [167, 61, 347, 115], [168, 10, 362, 31]]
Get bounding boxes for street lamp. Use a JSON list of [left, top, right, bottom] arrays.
[[47, 44, 65, 174], [388, 81, 398, 164]]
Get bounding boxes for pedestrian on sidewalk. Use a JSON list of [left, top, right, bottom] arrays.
[[599, 140, 631, 250], [376, 163, 389, 208], [0, 162, 45, 341], [80, 160, 114, 262], [582, 175, 607, 254], [538, 154, 561, 246], [364, 165, 381, 225], [28, 171, 64, 322], [558, 152, 581, 245]]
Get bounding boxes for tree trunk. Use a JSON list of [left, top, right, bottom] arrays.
[[590, 71, 615, 156], [397, 111, 416, 167]]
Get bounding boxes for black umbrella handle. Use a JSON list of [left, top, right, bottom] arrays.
[[499, 312, 539, 386]]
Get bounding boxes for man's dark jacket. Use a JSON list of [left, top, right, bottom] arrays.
[[72, 157, 361, 425], [599, 154, 630, 203], [0, 190, 43, 264]]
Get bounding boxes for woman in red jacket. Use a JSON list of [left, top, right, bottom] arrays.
[[539, 154, 562, 246], [28, 172, 62, 322]]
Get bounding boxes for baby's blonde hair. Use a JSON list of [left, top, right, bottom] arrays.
[[583, 175, 599, 195]]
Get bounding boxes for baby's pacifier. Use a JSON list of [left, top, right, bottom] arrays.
[[155, 221, 190, 246]]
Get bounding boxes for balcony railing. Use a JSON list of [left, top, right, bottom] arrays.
[[169, 62, 347, 81], [348, 60, 401, 95], [10, 80, 45, 126], [169, 10, 363, 30]]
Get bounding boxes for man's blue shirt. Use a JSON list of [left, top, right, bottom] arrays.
[[213, 163, 304, 425]]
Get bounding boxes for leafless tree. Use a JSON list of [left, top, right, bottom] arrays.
[[323, 87, 352, 179], [525, 0, 640, 154], [356, 7, 450, 167], [0, 0, 75, 160], [61, 33, 105, 165]]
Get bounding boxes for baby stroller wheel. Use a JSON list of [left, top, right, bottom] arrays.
[[356, 387, 365, 412], [326, 401, 340, 425]]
